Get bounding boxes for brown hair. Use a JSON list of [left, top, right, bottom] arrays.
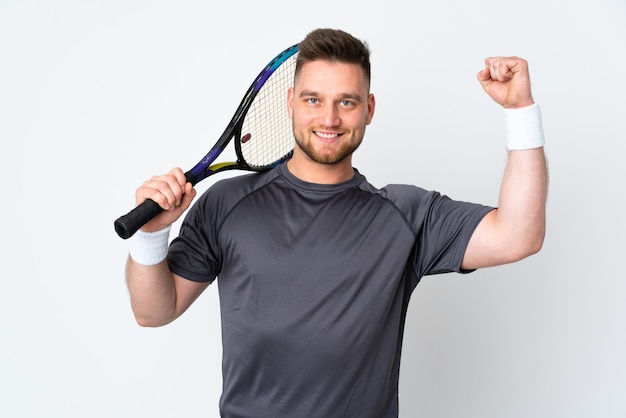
[[295, 28, 371, 89]]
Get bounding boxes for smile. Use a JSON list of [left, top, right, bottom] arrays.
[[315, 131, 342, 141]]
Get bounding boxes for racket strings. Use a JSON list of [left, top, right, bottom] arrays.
[[241, 54, 297, 167]]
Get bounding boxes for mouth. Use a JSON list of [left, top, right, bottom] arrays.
[[314, 131, 343, 142]]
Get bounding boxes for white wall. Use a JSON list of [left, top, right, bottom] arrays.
[[1, 0, 624, 417]]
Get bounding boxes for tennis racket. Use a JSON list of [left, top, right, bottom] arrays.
[[114, 44, 298, 239]]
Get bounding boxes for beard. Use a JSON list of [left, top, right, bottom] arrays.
[[292, 126, 364, 165]]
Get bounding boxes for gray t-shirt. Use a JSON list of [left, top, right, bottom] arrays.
[[168, 164, 493, 418]]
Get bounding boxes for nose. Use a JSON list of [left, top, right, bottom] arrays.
[[320, 104, 340, 128]]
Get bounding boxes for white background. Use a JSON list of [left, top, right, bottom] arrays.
[[1, 1, 625, 417]]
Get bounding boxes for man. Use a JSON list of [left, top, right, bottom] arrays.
[[125, 28, 547, 417]]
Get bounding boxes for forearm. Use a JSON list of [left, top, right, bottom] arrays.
[[126, 257, 179, 327], [463, 147, 547, 269], [463, 102, 548, 269], [495, 147, 548, 258], [125, 227, 179, 327], [495, 103, 548, 258]]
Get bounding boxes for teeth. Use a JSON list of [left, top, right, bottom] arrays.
[[316, 132, 339, 139]]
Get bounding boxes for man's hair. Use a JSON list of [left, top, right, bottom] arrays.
[[295, 28, 371, 88]]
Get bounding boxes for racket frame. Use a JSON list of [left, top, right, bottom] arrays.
[[188, 44, 299, 185], [114, 43, 298, 239]]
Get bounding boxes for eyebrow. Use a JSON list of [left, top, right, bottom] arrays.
[[298, 90, 363, 102]]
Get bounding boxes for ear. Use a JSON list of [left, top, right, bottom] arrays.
[[366, 93, 376, 125], [287, 87, 294, 119]]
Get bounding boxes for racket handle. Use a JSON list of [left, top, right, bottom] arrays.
[[115, 171, 197, 240], [114, 199, 164, 240]]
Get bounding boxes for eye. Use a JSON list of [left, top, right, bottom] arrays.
[[307, 98, 319, 105], [339, 99, 354, 107]]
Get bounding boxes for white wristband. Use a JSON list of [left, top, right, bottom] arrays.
[[128, 226, 171, 266], [504, 103, 545, 150]]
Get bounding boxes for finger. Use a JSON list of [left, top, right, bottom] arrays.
[[180, 182, 197, 210], [137, 174, 183, 209], [484, 59, 510, 81], [136, 181, 174, 210], [477, 67, 491, 82], [488, 56, 529, 80], [167, 167, 188, 189]]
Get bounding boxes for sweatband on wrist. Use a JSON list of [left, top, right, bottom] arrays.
[[128, 226, 171, 266], [504, 103, 545, 150]]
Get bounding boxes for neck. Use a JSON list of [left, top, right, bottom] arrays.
[[286, 153, 355, 184]]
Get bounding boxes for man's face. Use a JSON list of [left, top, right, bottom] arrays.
[[287, 60, 375, 166]]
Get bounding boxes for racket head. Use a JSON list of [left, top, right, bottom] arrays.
[[191, 44, 298, 183]]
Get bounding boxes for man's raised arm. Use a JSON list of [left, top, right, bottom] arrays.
[[462, 57, 548, 270]]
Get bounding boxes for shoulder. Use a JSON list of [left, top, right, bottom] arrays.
[[352, 179, 439, 227], [211, 169, 278, 193], [372, 182, 491, 228], [370, 183, 436, 212], [184, 168, 282, 225], [200, 168, 281, 203]]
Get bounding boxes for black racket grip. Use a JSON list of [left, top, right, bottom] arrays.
[[114, 198, 164, 239]]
